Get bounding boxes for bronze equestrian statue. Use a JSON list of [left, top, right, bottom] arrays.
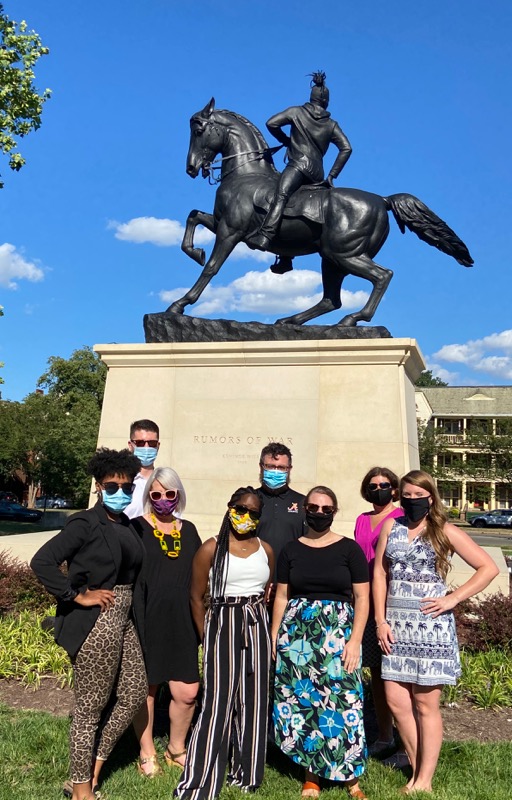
[[251, 71, 352, 272], [170, 80, 472, 327]]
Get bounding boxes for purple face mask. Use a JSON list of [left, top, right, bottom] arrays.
[[151, 495, 179, 516]]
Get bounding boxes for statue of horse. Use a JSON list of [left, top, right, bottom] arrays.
[[168, 98, 473, 326]]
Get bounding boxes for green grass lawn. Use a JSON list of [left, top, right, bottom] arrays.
[[0, 704, 510, 800]]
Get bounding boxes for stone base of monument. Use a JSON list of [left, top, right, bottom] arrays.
[[144, 312, 392, 343], [94, 336, 424, 538]]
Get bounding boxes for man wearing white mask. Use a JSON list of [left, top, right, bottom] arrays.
[[125, 419, 160, 519], [256, 443, 306, 575]]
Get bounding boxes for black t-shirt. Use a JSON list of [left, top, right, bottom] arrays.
[[111, 519, 144, 585], [277, 537, 369, 602], [257, 485, 306, 574]]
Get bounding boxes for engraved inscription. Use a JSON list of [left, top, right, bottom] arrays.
[[193, 435, 293, 445]]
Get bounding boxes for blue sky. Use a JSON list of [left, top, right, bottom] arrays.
[[1, 0, 511, 400]]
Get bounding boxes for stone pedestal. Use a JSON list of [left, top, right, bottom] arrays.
[[94, 338, 425, 538]]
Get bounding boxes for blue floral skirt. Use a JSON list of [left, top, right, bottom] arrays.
[[273, 598, 367, 781]]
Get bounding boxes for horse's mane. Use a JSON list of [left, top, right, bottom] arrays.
[[216, 109, 278, 173]]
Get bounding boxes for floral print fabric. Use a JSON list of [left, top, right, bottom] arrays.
[[273, 598, 366, 781]]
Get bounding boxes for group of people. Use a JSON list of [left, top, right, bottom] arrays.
[[30, 419, 499, 800]]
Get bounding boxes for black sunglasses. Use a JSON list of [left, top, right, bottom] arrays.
[[305, 503, 334, 514], [232, 504, 261, 521], [101, 482, 135, 495], [131, 439, 159, 448], [368, 482, 392, 490]]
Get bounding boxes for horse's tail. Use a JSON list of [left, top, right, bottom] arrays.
[[384, 193, 473, 267]]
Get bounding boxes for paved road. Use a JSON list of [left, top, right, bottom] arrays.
[[468, 530, 512, 548]]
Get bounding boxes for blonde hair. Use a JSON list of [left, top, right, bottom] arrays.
[[142, 467, 186, 515], [400, 469, 453, 580]]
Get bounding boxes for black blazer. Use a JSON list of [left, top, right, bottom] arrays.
[[31, 502, 146, 659]]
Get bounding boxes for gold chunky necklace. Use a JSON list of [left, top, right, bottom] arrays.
[[151, 513, 181, 558]]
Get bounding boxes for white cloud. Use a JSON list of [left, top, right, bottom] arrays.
[[159, 268, 368, 317], [424, 361, 460, 385], [432, 329, 512, 381], [0, 243, 44, 289], [108, 217, 215, 247], [109, 216, 271, 262]]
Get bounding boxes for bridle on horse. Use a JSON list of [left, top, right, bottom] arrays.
[[191, 115, 283, 184]]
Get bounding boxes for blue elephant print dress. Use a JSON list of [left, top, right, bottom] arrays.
[[381, 519, 461, 685], [273, 538, 369, 782]]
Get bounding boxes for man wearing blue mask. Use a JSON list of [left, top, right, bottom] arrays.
[[125, 419, 160, 519], [257, 443, 306, 578]]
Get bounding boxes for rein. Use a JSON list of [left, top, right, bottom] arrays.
[[205, 144, 283, 184]]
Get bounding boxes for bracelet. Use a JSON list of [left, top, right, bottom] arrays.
[[375, 620, 390, 629]]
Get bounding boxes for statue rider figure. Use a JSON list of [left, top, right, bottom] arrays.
[[251, 72, 352, 271]]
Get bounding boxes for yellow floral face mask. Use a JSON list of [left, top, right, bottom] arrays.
[[228, 506, 259, 535]]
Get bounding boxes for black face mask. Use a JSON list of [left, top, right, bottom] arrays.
[[401, 496, 430, 523], [305, 510, 334, 532], [367, 487, 393, 507]]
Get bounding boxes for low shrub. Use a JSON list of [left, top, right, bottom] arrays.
[[443, 648, 512, 708], [454, 593, 512, 652], [0, 608, 72, 687], [0, 551, 53, 615]]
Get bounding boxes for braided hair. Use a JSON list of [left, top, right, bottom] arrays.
[[210, 486, 261, 604], [309, 70, 329, 108]]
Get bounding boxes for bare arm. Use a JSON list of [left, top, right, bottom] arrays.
[[373, 518, 394, 654], [190, 538, 216, 640], [421, 523, 500, 617], [271, 582, 289, 658], [342, 581, 370, 673], [261, 541, 275, 602]]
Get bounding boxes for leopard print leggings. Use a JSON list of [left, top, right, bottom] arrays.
[[70, 585, 148, 783]]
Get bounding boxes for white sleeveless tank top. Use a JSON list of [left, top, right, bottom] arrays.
[[210, 539, 270, 596]]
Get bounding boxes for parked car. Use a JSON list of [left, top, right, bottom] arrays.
[[35, 496, 73, 509], [0, 491, 18, 503], [469, 509, 512, 528], [0, 500, 43, 522]]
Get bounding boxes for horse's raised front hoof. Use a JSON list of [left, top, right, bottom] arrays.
[[192, 248, 206, 266], [166, 302, 185, 315], [338, 314, 358, 327], [182, 247, 206, 266]]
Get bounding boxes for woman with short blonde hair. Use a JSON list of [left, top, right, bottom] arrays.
[[132, 466, 200, 777]]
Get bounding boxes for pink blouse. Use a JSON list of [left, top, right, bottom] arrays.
[[354, 507, 403, 581]]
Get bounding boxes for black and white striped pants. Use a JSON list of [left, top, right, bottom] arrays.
[[176, 594, 270, 800]]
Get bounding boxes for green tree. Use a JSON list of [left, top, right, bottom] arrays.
[[0, 4, 50, 187], [0, 348, 107, 506], [37, 346, 107, 410], [35, 348, 107, 504], [0, 305, 4, 384], [415, 370, 448, 387]]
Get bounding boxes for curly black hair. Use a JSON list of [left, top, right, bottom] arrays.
[[259, 442, 292, 465], [87, 448, 141, 483], [210, 486, 261, 604]]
